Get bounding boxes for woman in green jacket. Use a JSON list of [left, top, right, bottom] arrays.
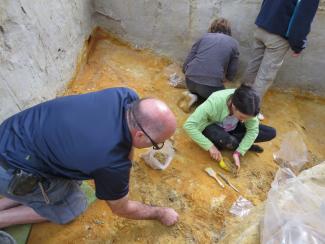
[[183, 85, 276, 170]]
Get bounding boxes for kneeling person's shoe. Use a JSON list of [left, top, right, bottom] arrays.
[[257, 112, 265, 121], [177, 91, 198, 113]]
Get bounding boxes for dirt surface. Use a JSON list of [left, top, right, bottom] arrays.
[[28, 28, 325, 244]]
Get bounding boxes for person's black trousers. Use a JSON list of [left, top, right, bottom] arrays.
[[186, 78, 224, 103], [202, 122, 276, 151]]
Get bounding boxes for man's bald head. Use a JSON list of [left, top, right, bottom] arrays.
[[128, 98, 177, 149]]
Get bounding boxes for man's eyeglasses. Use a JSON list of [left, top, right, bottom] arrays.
[[131, 109, 164, 150]]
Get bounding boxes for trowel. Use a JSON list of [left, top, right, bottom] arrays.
[[205, 167, 225, 188]]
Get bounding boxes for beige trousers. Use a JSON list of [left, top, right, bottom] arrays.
[[244, 27, 290, 100]]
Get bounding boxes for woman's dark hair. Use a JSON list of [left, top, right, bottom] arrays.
[[209, 18, 232, 36], [230, 84, 260, 116]]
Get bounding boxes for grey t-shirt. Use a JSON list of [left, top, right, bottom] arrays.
[[183, 33, 239, 87]]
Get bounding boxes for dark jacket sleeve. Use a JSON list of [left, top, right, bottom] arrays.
[[226, 44, 239, 81], [287, 0, 319, 53], [183, 38, 202, 73]]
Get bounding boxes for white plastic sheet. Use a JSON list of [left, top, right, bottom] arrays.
[[261, 162, 325, 244], [273, 131, 308, 174]]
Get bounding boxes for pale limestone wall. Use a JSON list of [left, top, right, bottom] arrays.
[[0, 0, 324, 122], [0, 0, 93, 121]]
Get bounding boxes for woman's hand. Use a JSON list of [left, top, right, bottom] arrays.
[[233, 151, 241, 173], [209, 145, 222, 162]]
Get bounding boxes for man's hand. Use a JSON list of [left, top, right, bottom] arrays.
[[107, 195, 179, 226], [233, 151, 241, 173], [209, 145, 222, 162], [157, 208, 179, 226]]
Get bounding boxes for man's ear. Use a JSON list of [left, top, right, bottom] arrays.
[[134, 130, 144, 139]]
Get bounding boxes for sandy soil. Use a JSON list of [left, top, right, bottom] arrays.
[[28, 28, 325, 244]]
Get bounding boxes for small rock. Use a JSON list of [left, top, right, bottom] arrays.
[[210, 195, 226, 209], [168, 190, 178, 202], [94, 219, 104, 225]]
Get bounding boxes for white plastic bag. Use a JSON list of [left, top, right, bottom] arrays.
[[273, 131, 308, 174], [229, 196, 254, 217], [261, 162, 325, 244], [163, 63, 186, 88], [141, 140, 175, 170], [168, 73, 186, 88]]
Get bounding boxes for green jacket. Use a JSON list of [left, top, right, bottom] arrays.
[[183, 89, 259, 155]]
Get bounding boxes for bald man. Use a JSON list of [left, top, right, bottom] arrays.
[[0, 87, 178, 228]]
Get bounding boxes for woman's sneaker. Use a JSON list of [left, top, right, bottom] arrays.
[[177, 91, 198, 113]]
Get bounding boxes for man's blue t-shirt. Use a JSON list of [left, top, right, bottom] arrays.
[[0, 87, 139, 200]]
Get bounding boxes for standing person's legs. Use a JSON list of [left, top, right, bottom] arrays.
[[242, 28, 266, 86], [253, 28, 290, 100]]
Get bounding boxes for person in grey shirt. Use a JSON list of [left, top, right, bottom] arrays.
[[181, 18, 239, 109]]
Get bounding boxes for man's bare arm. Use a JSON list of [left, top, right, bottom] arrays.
[[106, 195, 178, 226]]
